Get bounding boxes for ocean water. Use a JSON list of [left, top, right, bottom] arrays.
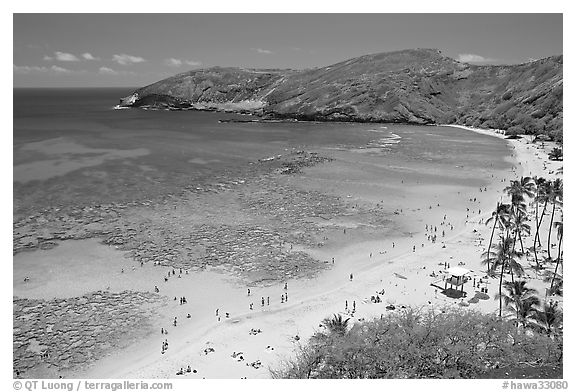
[[13, 88, 513, 216]]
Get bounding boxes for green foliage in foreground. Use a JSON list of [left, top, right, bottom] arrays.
[[271, 308, 562, 379]]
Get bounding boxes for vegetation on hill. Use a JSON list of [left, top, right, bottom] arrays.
[[120, 49, 562, 142], [270, 307, 563, 379]]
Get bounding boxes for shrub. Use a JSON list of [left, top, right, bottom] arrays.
[[271, 307, 562, 379], [501, 91, 513, 101], [548, 147, 563, 161], [505, 126, 524, 138]]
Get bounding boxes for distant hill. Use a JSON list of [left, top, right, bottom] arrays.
[[120, 49, 563, 142]]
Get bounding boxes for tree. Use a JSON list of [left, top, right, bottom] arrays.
[[504, 177, 535, 208], [533, 301, 563, 337], [531, 177, 548, 270], [504, 177, 535, 257], [548, 147, 563, 161], [505, 126, 523, 139], [549, 220, 563, 295], [482, 236, 522, 317], [495, 281, 540, 328], [546, 179, 562, 260], [543, 270, 563, 297], [484, 203, 512, 273], [511, 208, 531, 254], [321, 314, 351, 337]]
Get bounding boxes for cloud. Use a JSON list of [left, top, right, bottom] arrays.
[[164, 58, 202, 67], [13, 65, 50, 74], [185, 60, 202, 67], [43, 51, 99, 62], [51, 65, 72, 73], [164, 58, 182, 67], [13, 64, 73, 74], [54, 51, 80, 62], [82, 53, 100, 61], [99, 67, 135, 76], [99, 67, 118, 75], [252, 48, 273, 55], [112, 54, 146, 65], [456, 53, 495, 63]]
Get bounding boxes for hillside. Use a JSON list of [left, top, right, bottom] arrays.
[[119, 49, 563, 141]]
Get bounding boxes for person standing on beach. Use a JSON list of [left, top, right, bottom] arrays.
[[248, 288, 251, 296], [350, 273, 353, 281], [267, 296, 270, 306], [261, 297, 265, 307]]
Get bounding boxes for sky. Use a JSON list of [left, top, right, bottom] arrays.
[[13, 13, 563, 88]]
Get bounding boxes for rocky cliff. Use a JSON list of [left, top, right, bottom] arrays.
[[120, 49, 563, 141]]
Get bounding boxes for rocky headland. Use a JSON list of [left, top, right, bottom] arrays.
[[119, 48, 563, 141]]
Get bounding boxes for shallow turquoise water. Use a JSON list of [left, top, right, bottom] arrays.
[[13, 88, 513, 214]]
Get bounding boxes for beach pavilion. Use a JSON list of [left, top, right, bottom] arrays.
[[444, 266, 471, 297]]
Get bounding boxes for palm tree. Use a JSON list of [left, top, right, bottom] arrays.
[[546, 179, 563, 260], [508, 255, 525, 283], [548, 147, 563, 161], [495, 281, 540, 327], [533, 300, 563, 336], [504, 177, 536, 206], [534, 179, 551, 248], [505, 177, 535, 258], [511, 207, 531, 254], [482, 236, 521, 317], [531, 177, 549, 270], [543, 270, 563, 297], [549, 220, 563, 294], [484, 203, 511, 272], [321, 314, 350, 336]]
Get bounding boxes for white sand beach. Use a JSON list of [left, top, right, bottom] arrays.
[[13, 125, 563, 379]]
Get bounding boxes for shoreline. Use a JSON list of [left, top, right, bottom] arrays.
[[14, 123, 562, 379], [440, 123, 562, 178], [82, 125, 533, 378]]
